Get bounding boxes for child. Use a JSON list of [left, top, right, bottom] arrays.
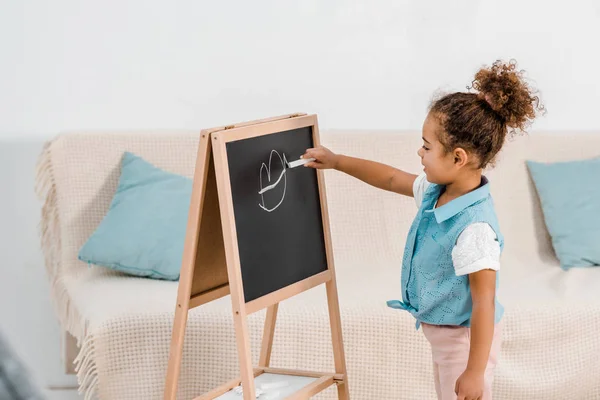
[[302, 60, 543, 400]]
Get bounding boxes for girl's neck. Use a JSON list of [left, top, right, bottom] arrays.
[[438, 171, 483, 205]]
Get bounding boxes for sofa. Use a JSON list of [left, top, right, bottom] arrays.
[[36, 130, 600, 400]]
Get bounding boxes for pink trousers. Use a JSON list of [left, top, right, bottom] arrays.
[[421, 321, 503, 400]]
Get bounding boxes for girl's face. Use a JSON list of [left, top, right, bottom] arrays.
[[417, 113, 459, 185]]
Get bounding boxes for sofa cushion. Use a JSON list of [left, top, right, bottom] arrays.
[[78, 152, 191, 280], [526, 157, 600, 270]]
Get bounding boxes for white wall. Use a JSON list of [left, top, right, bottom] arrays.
[[2, 0, 600, 140], [0, 140, 77, 390], [2, 0, 600, 390]]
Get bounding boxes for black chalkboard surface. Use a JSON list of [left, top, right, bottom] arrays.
[[225, 126, 328, 303]]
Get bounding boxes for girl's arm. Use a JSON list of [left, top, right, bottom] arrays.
[[454, 269, 496, 398], [466, 269, 496, 372], [302, 146, 418, 197]]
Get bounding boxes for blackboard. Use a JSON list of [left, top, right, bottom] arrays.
[[225, 126, 328, 303]]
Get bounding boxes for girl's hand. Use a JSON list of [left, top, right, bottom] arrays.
[[455, 368, 484, 400], [301, 145, 339, 170]]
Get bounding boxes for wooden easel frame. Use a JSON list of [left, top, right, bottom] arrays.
[[164, 113, 349, 400]]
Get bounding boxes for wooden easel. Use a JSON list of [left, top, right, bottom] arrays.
[[163, 113, 349, 400]]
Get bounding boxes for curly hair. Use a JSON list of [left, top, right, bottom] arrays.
[[429, 59, 545, 168]]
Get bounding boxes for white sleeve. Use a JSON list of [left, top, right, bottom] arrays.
[[412, 172, 432, 208], [452, 223, 501, 276]]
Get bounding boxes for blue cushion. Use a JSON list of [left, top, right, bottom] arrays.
[[526, 157, 600, 270], [78, 152, 192, 280]]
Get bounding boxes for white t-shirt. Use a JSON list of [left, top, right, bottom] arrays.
[[412, 173, 501, 276]]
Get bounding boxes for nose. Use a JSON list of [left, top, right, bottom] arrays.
[[417, 147, 423, 158]]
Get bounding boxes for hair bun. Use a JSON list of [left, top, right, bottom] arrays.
[[471, 59, 544, 131]]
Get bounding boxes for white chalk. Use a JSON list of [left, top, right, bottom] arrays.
[[287, 157, 315, 168], [232, 386, 264, 397], [231, 380, 289, 397]]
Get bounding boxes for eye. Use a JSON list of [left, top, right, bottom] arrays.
[[422, 145, 429, 151]]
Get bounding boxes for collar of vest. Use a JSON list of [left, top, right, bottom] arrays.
[[424, 176, 490, 223]]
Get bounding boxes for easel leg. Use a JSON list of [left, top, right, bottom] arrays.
[[259, 304, 279, 368], [164, 303, 190, 400], [232, 308, 257, 400], [326, 279, 350, 400]]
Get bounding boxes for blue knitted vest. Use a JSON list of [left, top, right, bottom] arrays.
[[387, 176, 504, 329]]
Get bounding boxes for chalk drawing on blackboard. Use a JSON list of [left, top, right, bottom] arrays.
[[258, 150, 288, 212]]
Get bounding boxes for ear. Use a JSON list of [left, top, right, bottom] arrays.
[[453, 147, 469, 167]]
